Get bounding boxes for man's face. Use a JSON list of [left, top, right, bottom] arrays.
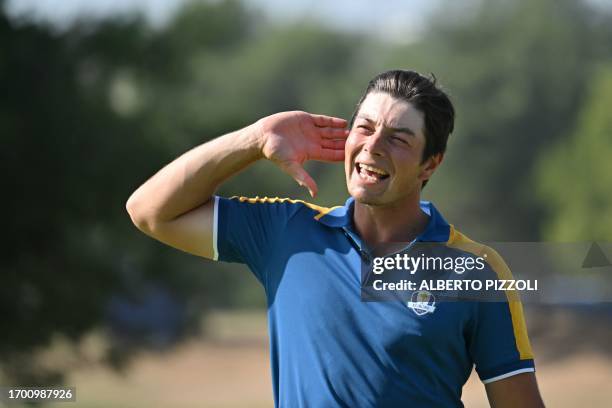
[[345, 92, 434, 207]]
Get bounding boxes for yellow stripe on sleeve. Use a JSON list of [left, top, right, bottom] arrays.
[[446, 226, 534, 360], [229, 196, 334, 220]]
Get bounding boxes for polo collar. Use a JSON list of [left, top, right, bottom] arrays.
[[316, 196, 451, 243]]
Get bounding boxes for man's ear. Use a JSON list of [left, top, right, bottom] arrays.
[[419, 153, 444, 182]]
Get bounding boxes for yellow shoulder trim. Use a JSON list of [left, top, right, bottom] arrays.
[[229, 196, 333, 220], [314, 205, 343, 220], [447, 226, 534, 360]]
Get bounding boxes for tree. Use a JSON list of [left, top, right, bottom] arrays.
[[0, 0, 373, 383], [537, 65, 612, 241], [392, 0, 601, 240]]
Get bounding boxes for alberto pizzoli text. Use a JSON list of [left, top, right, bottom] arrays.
[[373, 279, 538, 292]]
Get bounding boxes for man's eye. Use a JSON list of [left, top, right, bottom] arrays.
[[392, 136, 408, 144]]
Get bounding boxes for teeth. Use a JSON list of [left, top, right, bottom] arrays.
[[359, 168, 379, 182], [360, 163, 388, 176]]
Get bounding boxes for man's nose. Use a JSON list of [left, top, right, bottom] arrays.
[[363, 128, 385, 157]]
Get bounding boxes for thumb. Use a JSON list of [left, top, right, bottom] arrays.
[[282, 161, 318, 198]]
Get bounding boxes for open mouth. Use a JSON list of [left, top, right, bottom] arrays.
[[355, 162, 390, 183]]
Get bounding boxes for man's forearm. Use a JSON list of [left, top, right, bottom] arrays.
[[126, 122, 263, 229]]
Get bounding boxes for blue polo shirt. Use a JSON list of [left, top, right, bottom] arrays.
[[212, 195, 535, 407]]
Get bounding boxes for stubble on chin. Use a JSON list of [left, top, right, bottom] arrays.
[[350, 188, 386, 207]]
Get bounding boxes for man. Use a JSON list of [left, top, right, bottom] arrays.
[[126, 70, 545, 407]]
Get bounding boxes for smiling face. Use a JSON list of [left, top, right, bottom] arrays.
[[345, 92, 439, 207]]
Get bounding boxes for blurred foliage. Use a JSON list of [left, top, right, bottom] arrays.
[[412, 0, 609, 240], [537, 65, 612, 241], [1, 0, 611, 384]]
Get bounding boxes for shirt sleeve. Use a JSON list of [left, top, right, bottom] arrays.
[[212, 195, 303, 286], [467, 248, 536, 384]]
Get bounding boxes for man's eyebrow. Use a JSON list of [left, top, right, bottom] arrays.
[[356, 115, 416, 136], [356, 114, 375, 123], [387, 125, 415, 136]]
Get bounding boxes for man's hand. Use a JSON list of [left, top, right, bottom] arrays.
[[258, 111, 348, 197]]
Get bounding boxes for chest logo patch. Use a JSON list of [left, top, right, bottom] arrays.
[[407, 290, 437, 316]]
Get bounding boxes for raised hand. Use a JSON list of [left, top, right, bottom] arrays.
[[258, 111, 349, 198]]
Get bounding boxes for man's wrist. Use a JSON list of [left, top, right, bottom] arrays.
[[237, 120, 266, 161]]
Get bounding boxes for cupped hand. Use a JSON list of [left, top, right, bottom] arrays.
[[258, 111, 349, 198]]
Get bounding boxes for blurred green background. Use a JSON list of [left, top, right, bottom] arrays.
[[2, 0, 612, 406]]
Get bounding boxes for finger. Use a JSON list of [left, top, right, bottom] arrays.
[[311, 114, 348, 128], [321, 139, 346, 149], [318, 128, 350, 139], [281, 161, 318, 198], [317, 148, 345, 162]]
